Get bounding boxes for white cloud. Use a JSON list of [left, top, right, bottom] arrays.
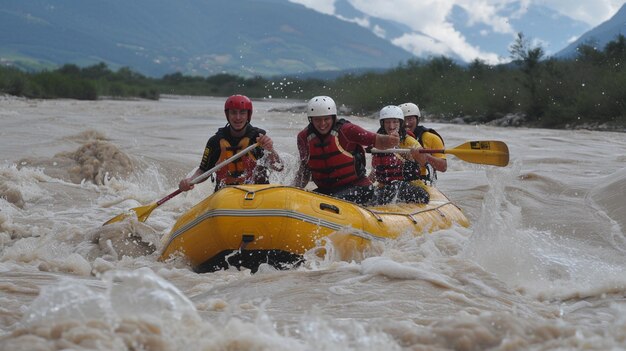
[[567, 35, 579, 44], [348, 0, 451, 33], [288, 0, 518, 63], [335, 14, 370, 28], [290, 0, 335, 14], [342, 0, 512, 63], [392, 33, 452, 57], [290, 0, 625, 26], [288, 0, 625, 64], [539, 0, 625, 26], [372, 24, 387, 39], [455, 0, 515, 34], [415, 21, 503, 64]]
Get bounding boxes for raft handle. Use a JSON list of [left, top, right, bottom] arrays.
[[240, 234, 255, 251], [320, 203, 340, 214]]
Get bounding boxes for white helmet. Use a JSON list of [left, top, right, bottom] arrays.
[[379, 105, 404, 121], [307, 96, 337, 117], [399, 102, 421, 118]]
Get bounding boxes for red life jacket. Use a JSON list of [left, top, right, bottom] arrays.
[[215, 137, 260, 187], [372, 152, 420, 184], [372, 127, 420, 184], [372, 153, 405, 183], [306, 120, 365, 189]]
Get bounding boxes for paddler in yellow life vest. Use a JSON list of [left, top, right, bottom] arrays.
[[399, 102, 446, 184], [370, 105, 430, 205], [178, 94, 283, 192]]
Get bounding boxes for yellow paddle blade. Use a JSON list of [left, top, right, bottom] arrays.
[[103, 142, 259, 226], [371, 140, 509, 167], [103, 202, 158, 225], [446, 140, 509, 167]]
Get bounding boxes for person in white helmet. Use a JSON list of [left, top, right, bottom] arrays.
[[293, 95, 399, 205], [399, 102, 446, 183], [370, 105, 430, 204]]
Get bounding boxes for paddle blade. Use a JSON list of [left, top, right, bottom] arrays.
[[447, 140, 509, 167], [101, 143, 255, 226], [103, 202, 159, 226]]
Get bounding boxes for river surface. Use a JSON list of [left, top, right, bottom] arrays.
[[1, 95, 625, 350]]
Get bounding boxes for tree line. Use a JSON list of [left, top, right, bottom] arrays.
[[1, 33, 625, 130]]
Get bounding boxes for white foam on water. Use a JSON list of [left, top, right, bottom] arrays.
[[2, 97, 626, 350], [462, 162, 626, 301]]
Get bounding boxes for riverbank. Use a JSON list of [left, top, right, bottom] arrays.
[[4, 93, 625, 133], [268, 100, 626, 133]]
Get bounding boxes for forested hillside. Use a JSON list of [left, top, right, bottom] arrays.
[[0, 0, 413, 76], [1, 34, 625, 131]]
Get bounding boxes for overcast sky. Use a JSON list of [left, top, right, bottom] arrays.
[[289, 0, 626, 63]]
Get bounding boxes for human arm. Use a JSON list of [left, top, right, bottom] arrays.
[[293, 163, 311, 188], [403, 136, 428, 168], [256, 133, 284, 171], [341, 122, 399, 150], [178, 138, 218, 191], [421, 132, 447, 172], [374, 133, 400, 149], [178, 168, 205, 191], [292, 132, 311, 188], [423, 153, 447, 172]]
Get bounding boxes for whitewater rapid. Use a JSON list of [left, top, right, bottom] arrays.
[[1, 95, 625, 350]]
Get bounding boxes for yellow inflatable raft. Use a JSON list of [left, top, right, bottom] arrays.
[[160, 184, 469, 272]]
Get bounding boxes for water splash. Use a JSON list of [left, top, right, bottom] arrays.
[[21, 267, 199, 328], [462, 162, 626, 300]]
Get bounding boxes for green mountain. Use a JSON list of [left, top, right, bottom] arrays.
[[0, 0, 415, 77]]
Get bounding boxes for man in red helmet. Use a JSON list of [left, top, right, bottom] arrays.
[[179, 94, 283, 192]]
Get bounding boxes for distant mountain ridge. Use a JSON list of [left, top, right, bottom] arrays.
[[0, 0, 414, 77], [1, 0, 624, 78], [556, 4, 626, 57], [450, 3, 591, 58], [325, 0, 591, 61]]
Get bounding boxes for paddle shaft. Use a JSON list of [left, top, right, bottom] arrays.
[[155, 189, 182, 206], [103, 142, 261, 225], [155, 142, 259, 206], [371, 148, 439, 154], [372, 147, 497, 159], [370, 140, 509, 167]]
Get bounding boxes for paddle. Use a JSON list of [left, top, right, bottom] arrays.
[[371, 140, 509, 167], [103, 143, 260, 225]]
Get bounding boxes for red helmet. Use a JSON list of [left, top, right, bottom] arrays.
[[224, 94, 253, 121]]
